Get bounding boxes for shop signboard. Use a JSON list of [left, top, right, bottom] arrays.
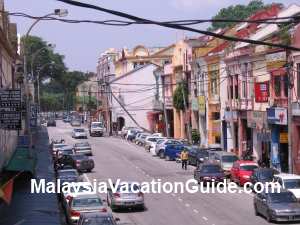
[[267, 107, 287, 125]]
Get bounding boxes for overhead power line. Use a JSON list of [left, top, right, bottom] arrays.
[[56, 0, 300, 51], [6, 11, 300, 26]]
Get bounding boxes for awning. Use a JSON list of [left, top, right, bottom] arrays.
[[4, 147, 37, 175]]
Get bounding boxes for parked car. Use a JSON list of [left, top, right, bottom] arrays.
[[72, 154, 95, 173], [47, 118, 56, 127], [51, 143, 68, 158], [89, 121, 104, 137], [62, 182, 94, 208], [144, 136, 163, 152], [155, 139, 182, 157], [126, 129, 141, 141], [121, 127, 136, 138], [78, 212, 120, 225], [72, 128, 88, 139], [250, 168, 279, 191], [63, 117, 72, 123], [210, 151, 239, 177], [57, 169, 81, 184], [74, 142, 92, 156], [187, 147, 209, 167], [254, 190, 300, 222], [230, 160, 259, 186], [194, 162, 225, 184], [71, 119, 81, 127], [107, 182, 144, 211], [274, 173, 300, 199], [161, 144, 184, 161], [66, 194, 107, 224]]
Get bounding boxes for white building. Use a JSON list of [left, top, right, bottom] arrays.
[[110, 64, 159, 131]]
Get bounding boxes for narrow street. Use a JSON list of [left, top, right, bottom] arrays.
[[47, 121, 282, 225]]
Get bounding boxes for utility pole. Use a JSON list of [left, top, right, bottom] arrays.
[[287, 50, 293, 174], [181, 72, 192, 143], [162, 76, 170, 138]]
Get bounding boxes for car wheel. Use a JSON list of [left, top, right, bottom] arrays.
[[159, 151, 164, 159], [266, 210, 273, 223]]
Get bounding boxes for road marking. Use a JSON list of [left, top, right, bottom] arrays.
[[193, 209, 199, 214], [202, 216, 208, 221], [185, 203, 190, 207]]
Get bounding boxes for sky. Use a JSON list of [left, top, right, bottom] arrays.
[[6, 0, 297, 72]]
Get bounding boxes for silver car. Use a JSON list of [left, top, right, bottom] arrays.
[[72, 128, 88, 139], [107, 182, 145, 211], [74, 142, 92, 156], [66, 194, 108, 224]]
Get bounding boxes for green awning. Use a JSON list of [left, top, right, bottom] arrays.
[[4, 147, 37, 175]]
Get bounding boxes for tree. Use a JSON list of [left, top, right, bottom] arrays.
[[173, 82, 188, 111], [208, 0, 268, 31]]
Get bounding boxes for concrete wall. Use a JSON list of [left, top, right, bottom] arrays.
[[111, 64, 158, 130]]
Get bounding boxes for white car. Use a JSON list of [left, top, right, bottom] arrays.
[[62, 182, 94, 208], [72, 128, 88, 139], [274, 173, 300, 199]]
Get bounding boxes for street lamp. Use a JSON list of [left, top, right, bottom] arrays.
[[22, 9, 68, 151]]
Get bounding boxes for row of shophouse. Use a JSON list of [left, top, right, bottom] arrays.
[[0, 0, 19, 172], [96, 3, 300, 173]]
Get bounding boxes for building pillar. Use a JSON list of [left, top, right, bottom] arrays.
[[174, 109, 181, 139]]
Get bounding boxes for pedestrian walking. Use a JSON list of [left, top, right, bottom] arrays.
[[180, 148, 189, 170]]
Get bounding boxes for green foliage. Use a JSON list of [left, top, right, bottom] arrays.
[[23, 35, 90, 111], [173, 82, 188, 111], [191, 129, 200, 145], [209, 0, 268, 31]]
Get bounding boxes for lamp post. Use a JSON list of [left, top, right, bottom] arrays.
[[22, 9, 68, 150]]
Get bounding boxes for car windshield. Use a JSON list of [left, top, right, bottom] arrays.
[[222, 155, 239, 163], [75, 129, 84, 132], [58, 170, 77, 177], [201, 165, 222, 173], [83, 217, 115, 225], [75, 142, 89, 147], [196, 150, 209, 157], [240, 165, 258, 171], [72, 197, 102, 207], [116, 183, 140, 193], [284, 179, 300, 189], [258, 170, 274, 180], [61, 149, 73, 155], [69, 185, 93, 193], [269, 192, 297, 203], [91, 123, 102, 128]]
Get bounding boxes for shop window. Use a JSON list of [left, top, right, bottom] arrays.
[[283, 75, 288, 98], [274, 76, 281, 97], [234, 75, 239, 99], [211, 112, 220, 120]]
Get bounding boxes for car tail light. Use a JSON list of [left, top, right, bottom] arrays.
[[70, 210, 80, 217], [100, 208, 107, 212], [113, 193, 120, 198]]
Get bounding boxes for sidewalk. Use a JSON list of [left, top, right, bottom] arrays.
[[0, 127, 62, 225]]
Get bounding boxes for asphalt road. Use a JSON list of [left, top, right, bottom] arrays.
[[47, 121, 300, 225]]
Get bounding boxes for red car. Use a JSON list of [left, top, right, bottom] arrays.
[[230, 160, 258, 186]]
